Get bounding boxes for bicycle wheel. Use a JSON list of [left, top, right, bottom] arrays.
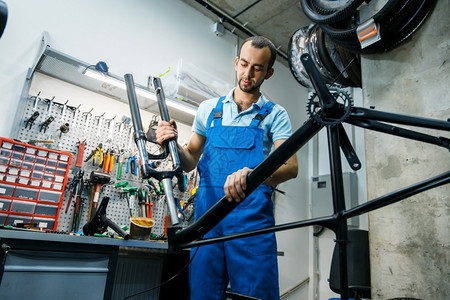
[[288, 24, 361, 88], [320, 0, 437, 53], [288, 26, 314, 88], [316, 26, 359, 87], [300, 0, 364, 24], [320, 0, 401, 41], [312, 0, 360, 14], [374, 0, 437, 53]]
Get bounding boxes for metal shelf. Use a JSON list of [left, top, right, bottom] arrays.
[[28, 44, 197, 125]]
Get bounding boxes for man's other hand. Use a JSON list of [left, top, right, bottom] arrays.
[[224, 167, 252, 202]]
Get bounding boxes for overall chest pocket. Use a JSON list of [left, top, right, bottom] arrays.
[[209, 127, 262, 173], [210, 126, 258, 149]]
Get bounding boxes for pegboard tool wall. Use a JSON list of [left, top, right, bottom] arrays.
[[13, 73, 198, 236]]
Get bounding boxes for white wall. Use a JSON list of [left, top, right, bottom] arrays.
[[0, 0, 237, 136], [0, 0, 313, 298]]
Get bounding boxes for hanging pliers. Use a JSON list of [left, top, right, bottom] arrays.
[[126, 155, 138, 175], [65, 175, 79, 213], [65, 170, 84, 213], [84, 143, 104, 167], [102, 149, 115, 173]]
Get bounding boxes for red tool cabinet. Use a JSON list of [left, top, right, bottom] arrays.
[[0, 138, 72, 230]]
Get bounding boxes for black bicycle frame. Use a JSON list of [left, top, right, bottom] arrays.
[[125, 53, 450, 300]]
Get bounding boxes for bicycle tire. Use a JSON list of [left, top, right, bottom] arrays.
[[300, 0, 364, 24], [316, 26, 341, 81], [323, 0, 436, 54], [312, 0, 357, 14], [320, 0, 408, 52], [375, 0, 437, 53], [320, 0, 402, 41], [364, 0, 434, 54], [308, 25, 337, 84]]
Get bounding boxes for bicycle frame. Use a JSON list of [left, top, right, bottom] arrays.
[[125, 53, 450, 299]]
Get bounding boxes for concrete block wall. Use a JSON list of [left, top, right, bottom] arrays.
[[360, 1, 449, 299]]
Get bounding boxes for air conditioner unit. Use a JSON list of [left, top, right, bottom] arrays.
[[160, 59, 231, 107]]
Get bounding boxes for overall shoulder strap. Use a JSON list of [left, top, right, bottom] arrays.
[[205, 96, 226, 129], [250, 101, 275, 128]]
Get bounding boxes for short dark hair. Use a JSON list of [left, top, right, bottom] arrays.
[[240, 36, 277, 69]]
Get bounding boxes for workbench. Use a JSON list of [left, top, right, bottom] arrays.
[[0, 229, 189, 300]]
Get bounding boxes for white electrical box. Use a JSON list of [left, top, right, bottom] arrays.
[[311, 172, 359, 227]]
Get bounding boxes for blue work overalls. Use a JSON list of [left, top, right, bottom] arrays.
[[189, 97, 279, 300]]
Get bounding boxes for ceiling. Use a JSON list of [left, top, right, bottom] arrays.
[[181, 0, 312, 66]]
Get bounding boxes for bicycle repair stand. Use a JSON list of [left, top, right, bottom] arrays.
[[125, 54, 449, 300]]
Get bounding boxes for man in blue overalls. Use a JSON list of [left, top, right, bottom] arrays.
[[156, 36, 298, 299]]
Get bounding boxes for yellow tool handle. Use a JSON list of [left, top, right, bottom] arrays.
[[108, 154, 115, 173], [103, 153, 110, 172], [93, 151, 98, 166], [99, 148, 104, 165]]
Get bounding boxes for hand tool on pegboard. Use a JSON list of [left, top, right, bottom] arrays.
[[73, 139, 86, 174], [31, 91, 41, 112], [65, 175, 78, 214], [116, 148, 125, 180], [106, 116, 116, 143], [86, 171, 111, 220], [114, 180, 129, 192], [127, 125, 134, 151], [84, 143, 104, 167], [83, 108, 93, 133], [70, 171, 85, 233], [123, 186, 139, 217], [65, 138, 87, 230], [14, 138, 55, 145], [118, 115, 131, 136], [59, 100, 68, 122], [40, 116, 54, 133], [126, 155, 138, 176], [58, 122, 70, 138], [71, 104, 80, 128], [102, 148, 115, 174], [95, 113, 105, 138], [137, 186, 151, 218], [24, 111, 40, 129], [114, 180, 130, 214], [102, 149, 111, 173], [175, 197, 185, 221], [183, 186, 197, 223], [43, 96, 55, 118], [146, 191, 154, 218]]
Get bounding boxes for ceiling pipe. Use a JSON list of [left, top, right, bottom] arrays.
[[193, 0, 288, 61], [233, 0, 263, 18]]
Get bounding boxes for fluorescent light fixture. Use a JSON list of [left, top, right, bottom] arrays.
[[84, 68, 197, 116], [84, 68, 156, 100], [166, 98, 198, 116]]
